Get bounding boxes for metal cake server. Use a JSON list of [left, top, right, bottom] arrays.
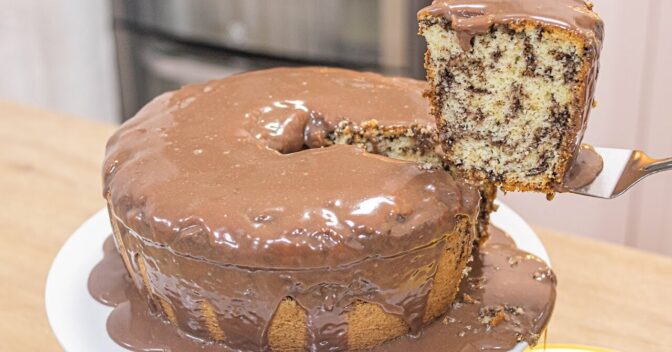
[[566, 147, 672, 199]]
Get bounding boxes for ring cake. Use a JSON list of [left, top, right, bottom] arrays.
[[103, 67, 485, 351]]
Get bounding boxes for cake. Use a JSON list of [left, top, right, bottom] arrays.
[[90, 223, 558, 352], [103, 67, 485, 351], [418, 0, 604, 194]]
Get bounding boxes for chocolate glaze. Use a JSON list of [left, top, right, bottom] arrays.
[[90, 227, 556, 352], [103, 67, 477, 268], [418, 0, 603, 52], [373, 227, 556, 351], [103, 67, 482, 350], [562, 144, 604, 190], [90, 237, 221, 351], [108, 214, 472, 350]]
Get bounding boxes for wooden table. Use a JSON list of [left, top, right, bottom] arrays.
[[1, 100, 670, 351]]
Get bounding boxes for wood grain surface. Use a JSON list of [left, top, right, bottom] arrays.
[[0, 100, 670, 351]]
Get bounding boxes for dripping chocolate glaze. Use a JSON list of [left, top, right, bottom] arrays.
[[102, 67, 482, 350], [90, 227, 556, 351], [418, 0, 605, 190], [106, 217, 463, 350], [374, 226, 556, 351]]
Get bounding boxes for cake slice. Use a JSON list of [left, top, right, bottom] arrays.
[[330, 118, 497, 244], [418, 0, 604, 194]]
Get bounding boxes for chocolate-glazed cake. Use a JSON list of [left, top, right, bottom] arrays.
[[90, 226, 557, 352], [419, 0, 604, 194], [103, 67, 486, 351]]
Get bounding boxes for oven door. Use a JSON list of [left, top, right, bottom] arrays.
[[113, 0, 432, 119], [113, 0, 430, 70], [115, 29, 297, 119]]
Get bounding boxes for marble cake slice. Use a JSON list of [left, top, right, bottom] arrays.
[[418, 0, 604, 195]]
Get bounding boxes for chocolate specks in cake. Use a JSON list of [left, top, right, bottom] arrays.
[[552, 49, 582, 84], [523, 38, 538, 77], [472, 108, 486, 123], [439, 69, 456, 90], [549, 98, 571, 128], [525, 162, 549, 177], [491, 49, 503, 63], [506, 84, 525, 122], [467, 85, 490, 95]]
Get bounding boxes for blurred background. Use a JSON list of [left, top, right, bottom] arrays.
[[1, 0, 670, 255]]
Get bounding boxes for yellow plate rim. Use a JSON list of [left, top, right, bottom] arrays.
[[527, 344, 617, 352]]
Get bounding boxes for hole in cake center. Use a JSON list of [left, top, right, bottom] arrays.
[[246, 100, 332, 154]]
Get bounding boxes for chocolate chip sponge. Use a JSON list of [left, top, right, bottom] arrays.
[[418, 0, 604, 194]]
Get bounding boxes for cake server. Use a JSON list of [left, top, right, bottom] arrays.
[[565, 147, 672, 199]]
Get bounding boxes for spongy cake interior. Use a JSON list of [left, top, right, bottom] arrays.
[[331, 119, 442, 166], [422, 19, 594, 193], [328, 119, 496, 243]]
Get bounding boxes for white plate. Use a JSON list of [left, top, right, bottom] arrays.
[[46, 201, 548, 352]]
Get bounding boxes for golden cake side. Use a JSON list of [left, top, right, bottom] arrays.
[[107, 202, 476, 351]]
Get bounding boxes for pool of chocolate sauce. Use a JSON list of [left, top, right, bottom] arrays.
[[89, 226, 556, 351]]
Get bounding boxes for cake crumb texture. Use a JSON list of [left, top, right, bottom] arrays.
[[421, 18, 600, 193], [267, 298, 307, 352]]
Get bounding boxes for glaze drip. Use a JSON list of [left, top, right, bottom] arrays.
[[89, 226, 556, 351], [106, 213, 467, 350]]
